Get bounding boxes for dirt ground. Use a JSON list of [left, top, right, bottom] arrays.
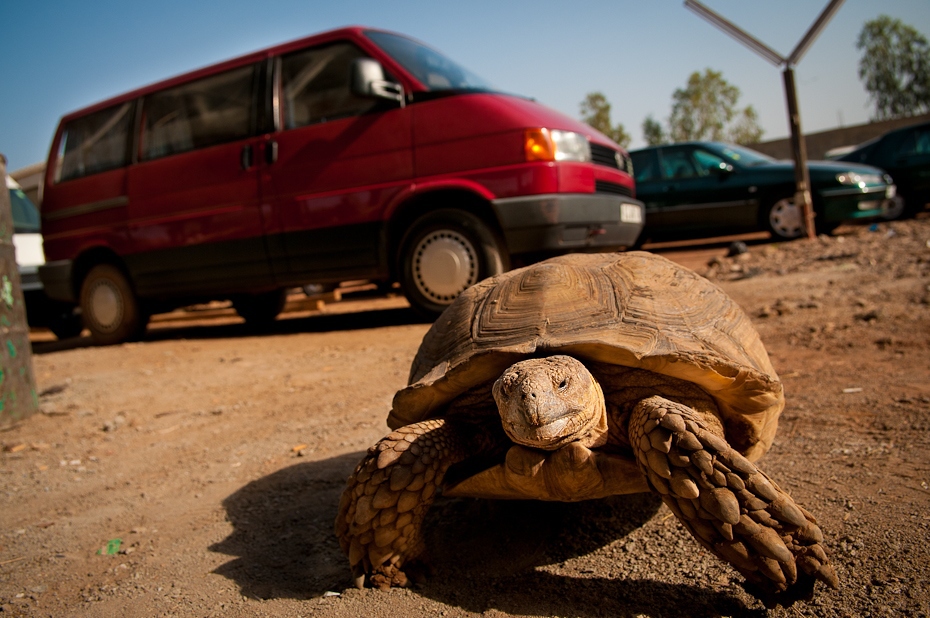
[[1, 216, 929, 618]]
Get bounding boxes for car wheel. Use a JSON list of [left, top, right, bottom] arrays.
[[881, 196, 906, 221], [764, 197, 804, 240], [232, 289, 286, 326], [80, 264, 148, 345], [399, 209, 508, 319]]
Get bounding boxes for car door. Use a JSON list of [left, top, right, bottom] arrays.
[[891, 125, 930, 205], [654, 145, 756, 235], [265, 40, 414, 284]]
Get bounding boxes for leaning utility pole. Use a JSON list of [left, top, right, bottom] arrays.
[[0, 154, 39, 427], [684, 0, 846, 240]]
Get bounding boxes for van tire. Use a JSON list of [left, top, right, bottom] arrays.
[[80, 264, 148, 345], [399, 209, 508, 319], [232, 289, 286, 326]]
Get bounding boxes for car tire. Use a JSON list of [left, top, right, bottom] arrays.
[[763, 196, 804, 240], [399, 209, 508, 319], [80, 264, 148, 345], [232, 289, 286, 326], [880, 196, 906, 221]]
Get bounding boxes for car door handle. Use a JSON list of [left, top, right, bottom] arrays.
[[265, 140, 278, 165], [241, 145, 254, 170]]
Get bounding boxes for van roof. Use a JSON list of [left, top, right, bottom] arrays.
[[57, 26, 403, 122]]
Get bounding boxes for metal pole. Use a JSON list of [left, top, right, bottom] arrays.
[[782, 68, 817, 239], [0, 154, 40, 427]]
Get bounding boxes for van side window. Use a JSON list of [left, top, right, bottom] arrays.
[[280, 42, 378, 129], [56, 102, 133, 182], [140, 64, 256, 161]]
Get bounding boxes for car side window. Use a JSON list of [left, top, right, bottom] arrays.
[[55, 102, 133, 182], [280, 42, 379, 129], [660, 148, 697, 180], [692, 149, 727, 176], [140, 64, 257, 161], [905, 127, 930, 156], [630, 150, 660, 183]]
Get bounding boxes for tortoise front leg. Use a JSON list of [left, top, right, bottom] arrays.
[[335, 418, 474, 589], [629, 396, 838, 605]]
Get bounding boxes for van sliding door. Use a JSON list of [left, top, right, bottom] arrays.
[[126, 62, 271, 297]]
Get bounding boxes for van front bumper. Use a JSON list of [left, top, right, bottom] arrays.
[[492, 193, 645, 254], [38, 260, 77, 303]]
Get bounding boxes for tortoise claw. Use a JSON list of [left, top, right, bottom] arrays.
[[630, 396, 838, 600]]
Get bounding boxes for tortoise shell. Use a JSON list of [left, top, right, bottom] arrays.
[[389, 251, 783, 460]]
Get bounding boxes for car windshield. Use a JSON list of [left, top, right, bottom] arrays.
[[365, 30, 496, 92], [9, 186, 40, 233], [714, 144, 774, 167]]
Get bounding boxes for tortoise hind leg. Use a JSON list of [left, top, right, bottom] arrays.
[[629, 395, 838, 605], [335, 418, 473, 589]]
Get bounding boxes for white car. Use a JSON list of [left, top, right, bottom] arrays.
[[8, 175, 83, 339]]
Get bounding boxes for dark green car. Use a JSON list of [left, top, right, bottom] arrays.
[[837, 121, 930, 219], [629, 142, 896, 242]]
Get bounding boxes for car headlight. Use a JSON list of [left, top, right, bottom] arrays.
[[524, 128, 591, 163], [836, 172, 884, 187]]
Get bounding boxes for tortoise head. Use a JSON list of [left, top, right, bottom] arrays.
[[492, 355, 609, 451]]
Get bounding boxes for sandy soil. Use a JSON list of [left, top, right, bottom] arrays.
[[1, 217, 929, 618]]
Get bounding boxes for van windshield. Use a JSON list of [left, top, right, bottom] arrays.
[[365, 31, 496, 93]]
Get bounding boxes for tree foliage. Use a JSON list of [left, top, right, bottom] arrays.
[[857, 15, 930, 120], [667, 69, 763, 145], [642, 115, 667, 146], [579, 92, 631, 148]]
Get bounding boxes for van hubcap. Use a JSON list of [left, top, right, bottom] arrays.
[[90, 281, 122, 331], [412, 230, 478, 303]]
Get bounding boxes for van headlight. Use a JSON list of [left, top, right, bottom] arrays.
[[524, 129, 591, 162], [836, 172, 884, 187]]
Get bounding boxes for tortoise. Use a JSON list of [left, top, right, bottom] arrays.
[[335, 251, 838, 604]]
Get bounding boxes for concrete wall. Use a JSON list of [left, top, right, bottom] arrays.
[[749, 112, 930, 161]]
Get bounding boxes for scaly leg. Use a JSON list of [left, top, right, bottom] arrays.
[[629, 396, 838, 606], [335, 418, 477, 589]]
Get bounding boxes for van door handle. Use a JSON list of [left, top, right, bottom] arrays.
[[266, 140, 278, 165], [241, 145, 254, 170]]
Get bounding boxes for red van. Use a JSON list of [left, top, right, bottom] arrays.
[[40, 27, 643, 344]]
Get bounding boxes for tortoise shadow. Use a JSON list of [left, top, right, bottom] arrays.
[[420, 569, 765, 618], [210, 453, 761, 615]]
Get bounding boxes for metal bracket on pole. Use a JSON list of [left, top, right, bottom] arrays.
[[684, 0, 847, 240]]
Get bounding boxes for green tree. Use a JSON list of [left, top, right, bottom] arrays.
[[642, 115, 667, 146], [579, 92, 631, 148], [667, 69, 763, 145], [856, 15, 930, 120]]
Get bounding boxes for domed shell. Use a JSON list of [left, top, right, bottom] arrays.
[[390, 251, 784, 460]]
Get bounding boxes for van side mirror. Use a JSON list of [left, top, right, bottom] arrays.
[[351, 58, 405, 107]]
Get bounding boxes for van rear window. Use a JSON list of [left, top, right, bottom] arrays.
[[56, 102, 133, 182], [140, 64, 256, 160]]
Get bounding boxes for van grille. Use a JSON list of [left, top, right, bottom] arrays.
[[590, 143, 633, 175], [595, 180, 633, 197]]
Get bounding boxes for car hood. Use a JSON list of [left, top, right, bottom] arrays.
[[761, 158, 887, 177]]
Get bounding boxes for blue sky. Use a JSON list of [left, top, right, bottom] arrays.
[[2, 0, 928, 172]]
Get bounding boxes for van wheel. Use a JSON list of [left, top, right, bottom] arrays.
[[763, 196, 804, 240], [232, 289, 286, 326], [80, 264, 148, 345], [399, 209, 508, 319]]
